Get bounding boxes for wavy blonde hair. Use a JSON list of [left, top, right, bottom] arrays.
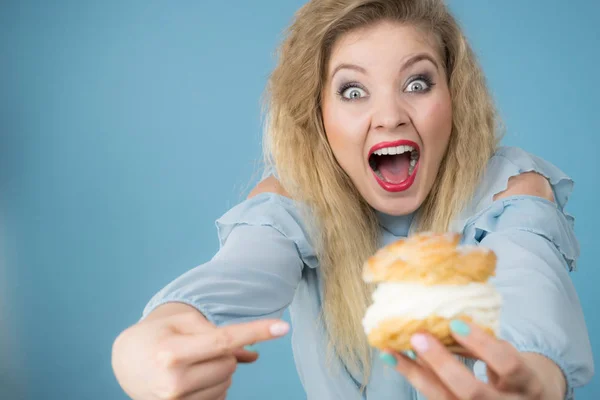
[[263, 0, 499, 383]]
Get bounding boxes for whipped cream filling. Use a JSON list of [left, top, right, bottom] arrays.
[[362, 282, 502, 334]]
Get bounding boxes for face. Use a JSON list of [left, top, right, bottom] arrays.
[[321, 21, 452, 216]]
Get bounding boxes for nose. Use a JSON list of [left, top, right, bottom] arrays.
[[371, 92, 410, 131]]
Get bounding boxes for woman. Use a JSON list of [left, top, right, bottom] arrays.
[[111, 0, 594, 399]]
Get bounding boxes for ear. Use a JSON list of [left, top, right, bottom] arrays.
[[493, 172, 555, 203], [247, 176, 290, 199]]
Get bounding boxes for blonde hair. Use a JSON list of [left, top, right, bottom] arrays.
[[263, 0, 499, 384]]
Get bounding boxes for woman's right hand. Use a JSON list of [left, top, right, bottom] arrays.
[[111, 304, 290, 400]]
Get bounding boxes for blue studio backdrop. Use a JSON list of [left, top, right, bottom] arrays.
[[1, 1, 598, 399]]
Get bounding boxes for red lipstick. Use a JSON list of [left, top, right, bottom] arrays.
[[368, 140, 420, 193]]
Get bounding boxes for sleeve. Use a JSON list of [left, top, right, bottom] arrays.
[[462, 148, 594, 397], [141, 193, 317, 326]]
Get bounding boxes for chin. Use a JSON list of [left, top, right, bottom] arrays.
[[361, 169, 428, 217], [371, 194, 423, 217]]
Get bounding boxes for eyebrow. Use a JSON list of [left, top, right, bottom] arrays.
[[329, 52, 440, 80]]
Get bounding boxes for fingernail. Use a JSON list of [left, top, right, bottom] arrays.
[[379, 351, 398, 367], [244, 345, 258, 353], [410, 334, 429, 353], [269, 322, 290, 337], [403, 350, 417, 360], [450, 319, 471, 336]]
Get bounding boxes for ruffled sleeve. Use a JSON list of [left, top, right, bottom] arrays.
[[460, 147, 594, 397], [142, 193, 316, 326]]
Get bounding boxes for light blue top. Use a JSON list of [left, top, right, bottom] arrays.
[[143, 147, 594, 399]]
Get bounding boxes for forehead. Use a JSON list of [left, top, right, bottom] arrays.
[[328, 21, 442, 71]]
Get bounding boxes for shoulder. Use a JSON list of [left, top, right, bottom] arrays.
[[216, 179, 317, 268], [493, 171, 554, 203], [248, 176, 290, 199], [468, 146, 573, 214], [456, 147, 580, 270]]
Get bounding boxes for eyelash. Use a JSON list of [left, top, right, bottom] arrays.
[[335, 73, 436, 102], [336, 81, 366, 102], [405, 73, 436, 92]]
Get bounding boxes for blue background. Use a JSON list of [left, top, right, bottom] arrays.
[[1, 1, 598, 399]]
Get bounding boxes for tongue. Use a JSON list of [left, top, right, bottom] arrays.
[[378, 153, 411, 183]]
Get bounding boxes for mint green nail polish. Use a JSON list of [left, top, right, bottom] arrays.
[[244, 345, 258, 353], [379, 352, 398, 367], [450, 319, 471, 336], [403, 350, 417, 360]]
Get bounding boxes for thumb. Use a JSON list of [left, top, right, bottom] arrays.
[[232, 346, 260, 363]]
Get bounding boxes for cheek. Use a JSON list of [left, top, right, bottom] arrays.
[[322, 104, 368, 163], [323, 112, 345, 154], [420, 97, 453, 154]]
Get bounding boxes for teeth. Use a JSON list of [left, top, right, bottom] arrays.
[[373, 145, 416, 156], [409, 158, 418, 176], [370, 144, 420, 180]]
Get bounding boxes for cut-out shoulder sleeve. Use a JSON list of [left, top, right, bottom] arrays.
[[142, 193, 316, 326], [466, 147, 574, 216], [460, 147, 594, 397], [493, 171, 555, 203]]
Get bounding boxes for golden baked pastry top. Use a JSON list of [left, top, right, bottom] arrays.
[[362, 232, 496, 285]]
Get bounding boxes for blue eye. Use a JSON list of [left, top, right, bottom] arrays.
[[341, 86, 367, 100], [337, 82, 368, 101], [404, 75, 435, 93], [406, 80, 428, 92]]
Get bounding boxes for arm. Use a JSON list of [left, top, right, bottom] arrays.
[[143, 193, 306, 327], [114, 205, 304, 400], [481, 172, 592, 398], [494, 172, 566, 398]]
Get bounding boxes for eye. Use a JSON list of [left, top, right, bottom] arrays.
[[339, 85, 367, 100], [405, 79, 430, 93], [342, 87, 367, 100], [404, 74, 435, 93]]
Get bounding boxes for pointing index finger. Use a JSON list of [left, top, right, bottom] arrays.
[[163, 319, 290, 366], [218, 319, 290, 350]]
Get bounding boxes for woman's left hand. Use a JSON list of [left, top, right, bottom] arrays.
[[381, 320, 556, 399]]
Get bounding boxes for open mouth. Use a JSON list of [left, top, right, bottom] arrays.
[[368, 141, 420, 191]]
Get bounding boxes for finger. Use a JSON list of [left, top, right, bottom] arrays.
[[217, 319, 290, 349], [409, 333, 498, 399], [232, 346, 259, 363], [159, 319, 289, 365], [187, 355, 237, 391], [180, 377, 232, 400], [449, 319, 534, 391], [379, 351, 457, 400], [154, 355, 236, 398]]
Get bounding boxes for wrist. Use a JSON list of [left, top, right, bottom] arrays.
[[522, 352, 567, 400], [144, 302, 210, 324]]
